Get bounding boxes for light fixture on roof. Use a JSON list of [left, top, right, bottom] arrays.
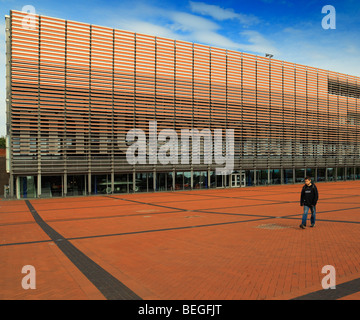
[[265, 53, 274, 58]]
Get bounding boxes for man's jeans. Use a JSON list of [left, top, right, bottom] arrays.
[[302, 205, 316, 226]]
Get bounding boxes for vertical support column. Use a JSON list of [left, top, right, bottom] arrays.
[[335, 167, 338, 181], [88, 172, 91, 195], [16, 176, 20, 199], [267, 168, 270, 185], [207, 168, 211, 189], [133, 170, 136, 193], [191, 168, 193, 189], [153, 168, 156, 191], [64, 172, 67, 196], [61, 175, 64, 197], [111, 172, 114, 194], [9, 174, 14, 199], [293, 168, 295, 184], [172, 169, 175, 191], [37, 173, 41, 198], [325, 167, 328, 181]]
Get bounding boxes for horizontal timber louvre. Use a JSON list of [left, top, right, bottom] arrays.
[[8, 10, 360, 177]]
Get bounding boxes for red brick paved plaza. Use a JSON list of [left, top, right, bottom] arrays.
[[1, 181, 360, 300]]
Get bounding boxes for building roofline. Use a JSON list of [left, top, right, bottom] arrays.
[[8, 9, 360, 79]]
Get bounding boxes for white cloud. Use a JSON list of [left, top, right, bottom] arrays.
[[272, 25, 360, 76], [191, 30, 240, 49], [117, 20, 180, 39], [189, 1, 260, 25], [240, 30, 280, 55], [187, 29, 279, 55], [170, 11, 220, 32], [345, 45, 359, 55], [109, 4, 277, 56]]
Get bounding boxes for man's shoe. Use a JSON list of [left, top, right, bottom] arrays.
[[310, 224, 315, 228], [299, 224, 306, 229]]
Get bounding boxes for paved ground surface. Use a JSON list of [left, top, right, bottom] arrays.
[[1, 181, 360, 300]]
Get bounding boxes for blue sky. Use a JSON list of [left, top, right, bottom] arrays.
[[1, 0, 360, 136]]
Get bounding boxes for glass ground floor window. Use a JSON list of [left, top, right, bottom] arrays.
[[306, 168, 315, 179], [317, 168, 326, 182], [67, 175, 86, 196], [270, 169, 281, 184], [337, 167, 345, 181], [356, 167, 360, 179], [175, 172, 183, 190], [114, 173, 133, 194], [284, 169, 293, 184], [256, 170, 268, 185], [327, 168, 335, 181], [91, 174, 111, 194], [156, 172, 173, 191], [12, 166, 360, 198], [295, 169, 305, 183], [245, 170, 254, 186], [135, 172, 154, 193], [175, 172, 192, 190], [215, 172, 230, 188], [347, 167, 354, 180], [42, 175, 62, 197], [193, 171, 208, 189], [18, 176, 37, 198]]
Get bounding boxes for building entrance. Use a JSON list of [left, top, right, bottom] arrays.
[[231, 172, 245, 187]]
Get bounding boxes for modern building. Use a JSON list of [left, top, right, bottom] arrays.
[[5, 10, 360, 199]]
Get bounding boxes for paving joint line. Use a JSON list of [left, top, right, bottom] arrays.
[[1, 214, 276, 247], [292, 277, 360, 300], [24, 200, 142, 300]]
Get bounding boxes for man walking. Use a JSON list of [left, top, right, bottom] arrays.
[[299, 177, 319, 229]]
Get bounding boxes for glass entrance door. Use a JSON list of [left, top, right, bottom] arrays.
[[231, 173, 246, 187], [231, 174, 240, 187], [241, 172, 246, 187]]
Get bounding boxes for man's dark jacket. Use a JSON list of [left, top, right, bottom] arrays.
[[300, 183, 318, 207]]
